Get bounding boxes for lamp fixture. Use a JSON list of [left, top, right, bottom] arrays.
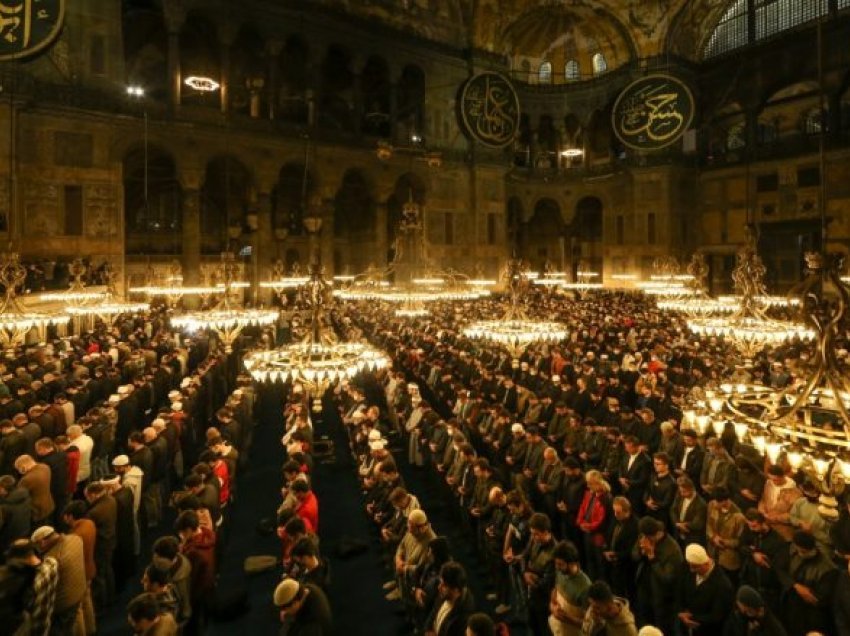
[[463, 257, 567, 358], [244, 218, 390, 392], [65, 262, 149, 325], [184, 76, 220, 92], [0, 251, 69, 346], [170, 253, 278, 352], [687, 226, 813, 357]]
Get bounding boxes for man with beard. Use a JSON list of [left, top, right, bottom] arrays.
[[779, 530, 838, 636], [738, 509, 788, 613], [723, 585, 787, 636]]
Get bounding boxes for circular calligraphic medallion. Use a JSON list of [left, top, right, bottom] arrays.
[[0, 0, 65, 61], [612, 74, 695, 151], [458, 72, 521, 148]]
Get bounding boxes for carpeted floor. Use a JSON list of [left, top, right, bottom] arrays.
[[98, 383, 527, 635]]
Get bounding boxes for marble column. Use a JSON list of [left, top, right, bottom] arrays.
[[267, 40, 283, 121], [255, 190, 275, 303], [164, 1, 185, 113], [182, 188, 201, 285]]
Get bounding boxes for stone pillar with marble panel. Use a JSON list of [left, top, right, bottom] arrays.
[[266, 40, 283, 121], [255, 173, 276, 303], [389, 82, 398, 144], [316, 193, 334, 280], [375, 189, 390, 270], [164, 0, 186, 113], [219, 24, 238, 116], [181, 171, 203, 285]]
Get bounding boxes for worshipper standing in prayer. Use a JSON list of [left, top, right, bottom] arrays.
[[273, 578, 333, 636], [31, 525, 87, 635], [581, 580, 638, 636], [547, 540, 590, 636], [675, 543, 734, 636]]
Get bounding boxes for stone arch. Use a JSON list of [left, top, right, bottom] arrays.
[[320, 44, 355, 131], [334, 169, 376, 236], [569, 196, 604, 277], [122, 1, 167, 101], [506, 196, 523, 250], [274, 163, 316, 237], [278, 34, 310, 123], [334, 169, 376, 272], [361, 55, 392, 137], [230, 24, 268, 117], [179, 12, 221, 107], [123, 143, 182, 255], [386, 172, 426, 262], [200, 156, 254, 254], [398, 64, 427, 139], [525, 198, 563, 270]]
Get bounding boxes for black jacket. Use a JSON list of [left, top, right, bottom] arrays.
[[677, 564, 735, 636], [427, 588, 475, 636]]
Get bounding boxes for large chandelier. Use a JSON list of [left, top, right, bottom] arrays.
[[685, 252, 850, 482], [637, 256, 696, 297], [463, 257, 567, 358], [0, 251, 69, 346], [260, 260, 309, 305], [65, 262, 149, 325], [129, 261, 224, 307], [687, 226, 813, 357], [333, 193, 488, 314], [657, 253, 737, 315], [170, 253, 278, 352], [39, 258, 106, 306], [562, 261, 603, 297], [244, 216, 390, 391]]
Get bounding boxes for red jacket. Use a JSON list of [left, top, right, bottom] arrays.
[[182, 527, 217, 601], [576, 490, 608, 547], [296, 491, 319, 533], [212, 460, 230, 505], [65, 447, 80, 494]]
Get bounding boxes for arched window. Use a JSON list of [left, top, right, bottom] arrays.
[[538, 61, 552, 84], [726, 122, 746, 150], [565, 59, 580, 81], [591, 53, 607, 76], [802, 108, 825, 135], [705, 0, 829, 59]]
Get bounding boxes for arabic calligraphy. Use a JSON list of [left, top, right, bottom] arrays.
[[0, 0, 64, 61], [612, 74, 694, 151], [458, 73, 520, 148]]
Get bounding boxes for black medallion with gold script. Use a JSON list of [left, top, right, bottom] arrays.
[[612, 74, 695, 151], [458, 72, 520, 148], [0, 0, 65, 61]]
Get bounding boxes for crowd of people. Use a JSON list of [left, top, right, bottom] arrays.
[[4, 282, 850, 636], [0, 312, 260, 635], [324, 290, 850, 636]]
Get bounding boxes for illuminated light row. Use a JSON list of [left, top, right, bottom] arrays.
[[66, 302, 150, 317], [260, 277, 310, 289], [244, 341, 391, 386], [687, 315, 815, 343], [129, 285, 224, 296], [0, 312, 70, 333], [657, 297, 738, 314], [39, 291, 106, 302], [170, 308, 278, 333], [717, 295, 800, 308], [395, 308, 430, 317], [463, 319, 568, 351]]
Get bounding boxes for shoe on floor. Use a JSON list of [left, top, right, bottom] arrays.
[[385, 588, 402, 601], [485, 593, 497, 601], [383, 580, 398, 591], [494, 604, 511, 615]]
